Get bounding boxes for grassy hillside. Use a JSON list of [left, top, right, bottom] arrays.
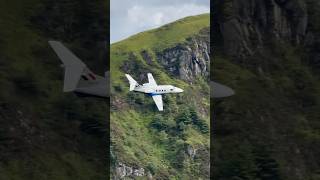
[[111, 14, 209, 84], [111, 14, 210, 179], [0, 0, 108, 179], [212, 24, 320, 180]]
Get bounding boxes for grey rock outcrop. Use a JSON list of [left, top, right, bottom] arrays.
[[121, 28, 210, 83], [157, 28, 210, 82], [215, 0, 308, 58], [114, 162, 146, 179], [187, 145, 198, 159]]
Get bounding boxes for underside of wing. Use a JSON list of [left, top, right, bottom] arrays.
[[152, 95, 163, 111], [148, 73, 157, 86]]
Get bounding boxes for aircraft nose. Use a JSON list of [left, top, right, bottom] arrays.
[[176, 87, 183, 93]]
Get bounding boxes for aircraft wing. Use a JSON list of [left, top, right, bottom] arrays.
[[152, 95, 163, 111], [148, 73, 157, 86]]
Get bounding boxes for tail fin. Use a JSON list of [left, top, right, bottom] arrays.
[[125, 74, 138, 91], [49, 41, 86, 92]]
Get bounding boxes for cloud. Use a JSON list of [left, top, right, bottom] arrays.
[[111, 0, 210, 43], [127, 4, 209, 27]]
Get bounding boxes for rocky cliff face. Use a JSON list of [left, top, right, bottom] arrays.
[[214, 0, 310, 58], [121, 27, 210, 84], [113, 146, 209, 180], [157, 28, 210, 82]]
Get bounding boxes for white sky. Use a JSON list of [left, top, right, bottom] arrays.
[[110, 0, 210, 43]]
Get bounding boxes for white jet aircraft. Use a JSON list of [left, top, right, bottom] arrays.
[[125, 73, 183, 111]]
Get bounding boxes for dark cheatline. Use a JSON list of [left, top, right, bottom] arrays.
[[211, 81, 235, 98]]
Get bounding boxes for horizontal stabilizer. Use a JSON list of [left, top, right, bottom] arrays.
[[147, 73, 157, 86]]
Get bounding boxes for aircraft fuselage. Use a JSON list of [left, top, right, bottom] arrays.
[[133, 84, 183, 95]]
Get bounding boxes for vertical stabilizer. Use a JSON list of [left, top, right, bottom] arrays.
[[125, 74, 138, 91], [49, 41, 86, 92]]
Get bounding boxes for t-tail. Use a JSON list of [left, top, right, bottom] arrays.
[[125, 74, 138, 91], [49, 41, 87, 92]]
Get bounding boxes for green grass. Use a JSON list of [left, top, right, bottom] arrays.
[[111, 110, 171, 170]]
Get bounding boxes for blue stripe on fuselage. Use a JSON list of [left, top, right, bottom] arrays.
[[149, 93, 161, 96]]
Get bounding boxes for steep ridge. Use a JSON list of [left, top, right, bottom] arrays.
[[213, 0, 320, 179], [111, 14, 210, 179]]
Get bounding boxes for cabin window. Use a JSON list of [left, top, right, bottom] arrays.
[[170, 89, 173, 91]]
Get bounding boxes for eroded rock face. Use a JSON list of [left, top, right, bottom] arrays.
[[187, 145, 198, 159], [114, 162, 147, 179], [120, 28, 210, 83], [157, 28, 210, 82], [215, 0, 308, 58]]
